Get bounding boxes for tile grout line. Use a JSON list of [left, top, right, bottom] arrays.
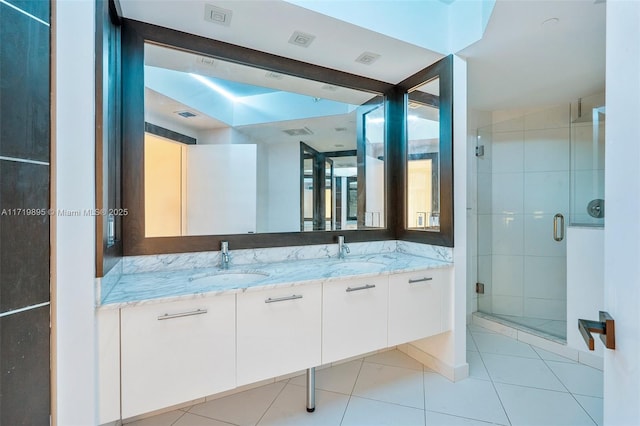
[[0, 0, 49, 26], [253, 381, 289, 426], [475, 324, 600, 425], [174, 410, 239, 426], [168, 409, 187, 426], [427, 409, 504, 425], [537, 354, 600, 426], [422, 361, 427, 425], [339, 358, 365, 425], [469, 327, 513, 426]]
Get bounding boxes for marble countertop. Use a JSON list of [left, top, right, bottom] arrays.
[[100, 252, 452, 309]]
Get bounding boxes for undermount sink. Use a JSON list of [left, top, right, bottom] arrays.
[[189, 271, 269, 286], [328, 260, 386, 274]]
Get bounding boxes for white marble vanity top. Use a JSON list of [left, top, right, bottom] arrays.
[[100, 251, 451, 309]]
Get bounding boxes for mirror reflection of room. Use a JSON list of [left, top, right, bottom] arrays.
[[143, 43, 385, 237]]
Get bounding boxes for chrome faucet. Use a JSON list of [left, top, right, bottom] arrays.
[[338, 235, 350, 259], [220, 241, 230, 269]]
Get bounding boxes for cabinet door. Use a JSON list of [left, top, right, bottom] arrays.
[[388, 267, 451, 346], [322, 276, 389, 364], [121, 295, 236, 419], [98, 309, 121, 425], [236, 283, 321, 386]]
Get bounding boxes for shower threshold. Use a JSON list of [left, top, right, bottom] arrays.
[[473, 311, 567, 343]]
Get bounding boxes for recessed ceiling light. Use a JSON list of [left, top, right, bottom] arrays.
[[355, 52, 380, 65], [288, 31, 316, 48], [334, 144, 345, 147], [334, 128, 348, 132], [541, 17, 559, 28], [204, 4, 232, 26]]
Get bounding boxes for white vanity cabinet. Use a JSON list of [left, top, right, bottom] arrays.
[[120, 295, 236, 419], [322, 275, 389, 364], [98, 309, 121, 425], [236, 282, 322, 386], [388, 267, 452, 346]]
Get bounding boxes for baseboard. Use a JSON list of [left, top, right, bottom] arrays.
[[398, 343, 469, 382]]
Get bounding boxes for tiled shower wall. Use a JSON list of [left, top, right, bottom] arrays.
[[0, 0, 51, 423], [477, 105, 570, 324]]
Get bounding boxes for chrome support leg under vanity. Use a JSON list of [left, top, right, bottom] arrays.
[[306, 367, 316, 412]]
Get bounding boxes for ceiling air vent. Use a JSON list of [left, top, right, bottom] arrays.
[[288, 31, 316, 48], [204, 4, 232, 26], [198, 56, 215, 66], [322, 84, 339, 92], [283, 127, 313, 136], [355, 52, 380, 65], [176, 111, 197, 118], [265, 72, 284, 80]]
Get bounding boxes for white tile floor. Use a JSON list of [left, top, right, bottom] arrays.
[[125, 325, 603, 426]]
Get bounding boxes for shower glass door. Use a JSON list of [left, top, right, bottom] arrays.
[[476, 105, 571, 340]]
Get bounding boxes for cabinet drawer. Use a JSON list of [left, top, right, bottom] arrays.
[[236, 283, 322, 386], [388, 267, 451, 346], [121, 296, 236, 419], [322, 276, 389, 364]]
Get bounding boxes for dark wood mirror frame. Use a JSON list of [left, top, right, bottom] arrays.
[[395, 55, 454, 247], [119, 19, 453, 256]]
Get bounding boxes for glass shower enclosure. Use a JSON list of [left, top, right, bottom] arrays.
[[475, 92, 605, 340]]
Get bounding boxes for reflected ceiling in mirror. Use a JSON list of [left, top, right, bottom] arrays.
[[143, 43, 385, 237]]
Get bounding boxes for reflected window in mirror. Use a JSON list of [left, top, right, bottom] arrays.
[[144, 43, 385, 237], [406, 77, 440, 231]]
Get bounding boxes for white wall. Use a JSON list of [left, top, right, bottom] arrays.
[[603, 1, 640, 423], [53, 1, 97, 424], [406, 56, 469, 381], [566, 227, 604, 357], [197, 127, 232, 145], [264, 141, 300, 233], [185, 145, 257, 235]]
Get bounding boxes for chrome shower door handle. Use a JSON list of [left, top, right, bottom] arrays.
[[553, 213, 565, 242]]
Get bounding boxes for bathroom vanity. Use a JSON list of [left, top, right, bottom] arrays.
[[97, 249, 452, 422]]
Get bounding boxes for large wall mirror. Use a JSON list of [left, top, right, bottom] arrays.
[[122, 20, 396, 254], [396, 56, 453, 247], [143, 43, 386, 237]]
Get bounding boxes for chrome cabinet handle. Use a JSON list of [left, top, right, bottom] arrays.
[[553, 213, 565, 242], [408, 277, 433, 284], [346, 284, 376, 292], [265, 294, 303, 303], [157, 308, 207, 321]]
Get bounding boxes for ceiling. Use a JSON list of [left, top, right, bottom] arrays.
[[120, 0, 606, 113], [119, 0, 444, 85], [459, 0, 605, 111]]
